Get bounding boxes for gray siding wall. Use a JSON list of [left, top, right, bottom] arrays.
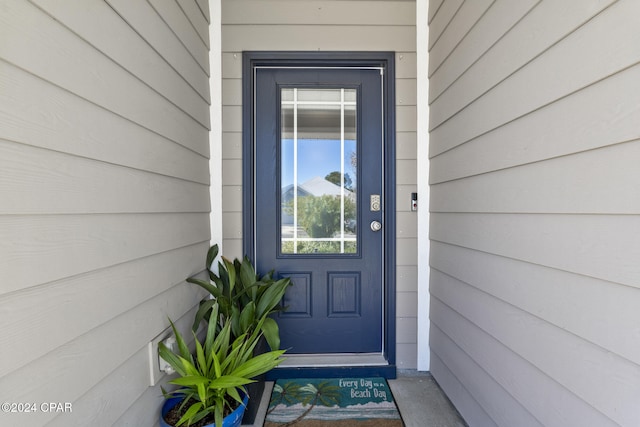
[[0, 1, 211, 426], [428, 0, 640, 426], [221, 0, 418, 369]]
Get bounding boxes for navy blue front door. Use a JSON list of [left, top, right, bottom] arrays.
[[254, 67, 385, 354]]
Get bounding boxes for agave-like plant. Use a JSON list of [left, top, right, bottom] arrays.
[[159, 303, 286, 427], [187, 244, 292, 351]]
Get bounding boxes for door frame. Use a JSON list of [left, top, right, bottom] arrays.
[[242, 51, 397, 378]]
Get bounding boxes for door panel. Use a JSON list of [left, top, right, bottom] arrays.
[[254, 67, 384, 354]]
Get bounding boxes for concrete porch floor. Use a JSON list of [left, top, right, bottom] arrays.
[[244, 371, 468, 427]]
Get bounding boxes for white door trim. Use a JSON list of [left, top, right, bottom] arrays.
[[417, 0, 431, 371]]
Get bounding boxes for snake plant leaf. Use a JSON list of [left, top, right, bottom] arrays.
[[176, 401, 203, 427], [189, 408, 211, 427], [230, 305, 241, 338], [192, 298, 218, 332], [233, 258, 242, 277], [194, 337, 207, 377], [186, 277, 221, 299], [261, 316, 280, 350], [209, 269, 223, 288], [230, 349, 286, 379], [256, 277, 291, 318], [205, 244, 219, 271], [214, 404, 223, 427], [226, 386, 244, 406], [212, 349, 222, 379], [213, 321, 232, 361], [240, 256, 257, 287], [170, 375, 209, 388], [158, 342, 187, 377], [222, 256, 236, 294], [219, 333, 251, 373], [181, 357, 200, 377], [166, 318, 193, 362], [243, 317, 265, 356], [175, 332, 192, 362], [204, 304, 219, 356], [218, 262, 231, 296], [197, 383, 206, 407], [239, 301, 256, 333], [208, 375, 254, 390], [262, 269, 274, 281]]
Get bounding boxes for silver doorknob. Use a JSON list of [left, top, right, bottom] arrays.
[[370, 220, 382, 232]]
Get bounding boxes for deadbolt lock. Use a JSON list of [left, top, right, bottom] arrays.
[[370, 194, 381, 212]]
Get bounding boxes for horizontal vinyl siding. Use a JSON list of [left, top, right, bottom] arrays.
[[0, 1, 210, 426], [428, 0, 640, 426], [221, 0, 418, 368], [396, 47, 418, 367]]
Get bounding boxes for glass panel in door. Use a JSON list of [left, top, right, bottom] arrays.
[[280, 88, 357, 254]]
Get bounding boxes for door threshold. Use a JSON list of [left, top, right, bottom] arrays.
[[278, 353, 388, 368], [268, 353, 397, 379]]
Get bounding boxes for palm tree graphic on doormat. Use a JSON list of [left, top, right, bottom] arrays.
[[267, 381, 303, 414], [268, 380, 342, 426]]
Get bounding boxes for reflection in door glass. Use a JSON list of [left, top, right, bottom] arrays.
[[281, 88, 357, 254]]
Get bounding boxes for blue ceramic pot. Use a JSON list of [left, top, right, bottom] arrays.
[[160, 393, 248, 427]]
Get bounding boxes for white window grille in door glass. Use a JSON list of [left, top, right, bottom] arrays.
[[280, 88, 358, 254]]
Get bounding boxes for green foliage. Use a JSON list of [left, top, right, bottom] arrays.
[[159, 304, 286, 427], [187, 244, 292, 351], [281, 240, 357, 254], [324, 171, 353, 190], [286, 195, 356, 238]]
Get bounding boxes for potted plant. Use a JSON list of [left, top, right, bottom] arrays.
[[159, 303, 285, 427], [186, 245, 292, 423], [187, 244, 291, 351]]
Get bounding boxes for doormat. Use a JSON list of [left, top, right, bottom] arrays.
[[264, 377, 404, 426]]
